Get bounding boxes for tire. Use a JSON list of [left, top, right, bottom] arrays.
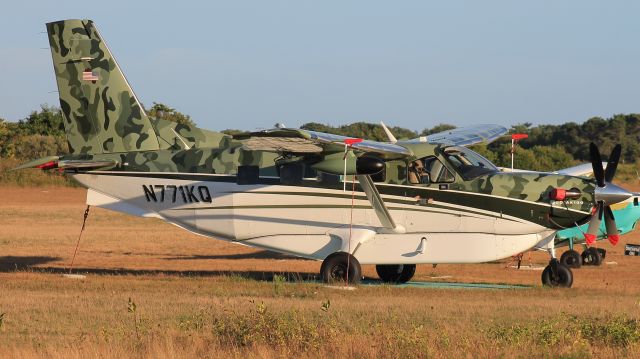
[[541, 261, 573, 288], [398, 264, 416, 283], [320, 252, 361, 285], [560, 250, 582, 268], [596, 248, 606, 260], [376, 264, 416, 284], [581, 247, 603, 266]]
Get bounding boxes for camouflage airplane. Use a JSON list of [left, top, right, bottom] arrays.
[[20, 19, 636, 288]]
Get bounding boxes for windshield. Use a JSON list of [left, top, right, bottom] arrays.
[[443, 146, 498, 180]]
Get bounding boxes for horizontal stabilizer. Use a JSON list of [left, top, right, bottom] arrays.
[[13, 156, 61, 170], [14, 157, 116, 171], [58, 160, 117, 169]]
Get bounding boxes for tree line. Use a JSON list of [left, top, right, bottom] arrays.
[[1, 104, 639, 172]]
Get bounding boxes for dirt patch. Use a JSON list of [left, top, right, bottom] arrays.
[[1, 186, 640, 287]]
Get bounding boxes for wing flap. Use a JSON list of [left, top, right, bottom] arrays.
[[242, 136, 323, 153], [234, 128, 413, 158], [234, 123, 506, 157], [414, 124, 508, 146]]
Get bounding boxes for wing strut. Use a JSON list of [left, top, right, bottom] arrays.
[[356, 175, 406, 233]]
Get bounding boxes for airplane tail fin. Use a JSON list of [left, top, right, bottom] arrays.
[[46, 19, 160, 155]]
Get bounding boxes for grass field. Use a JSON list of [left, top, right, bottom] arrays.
[[1, 185, 640, 358]]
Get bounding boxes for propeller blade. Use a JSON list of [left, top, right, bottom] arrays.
[[604, 205, 620, 245], [589, 143, 605, 187], [584, 202, 604, 245], [604, 144, 622, 183]]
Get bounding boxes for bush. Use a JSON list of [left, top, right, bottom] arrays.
[[485, 314, 640, 348], [211, 302, 324, 352], [13, 134, 67, 160]]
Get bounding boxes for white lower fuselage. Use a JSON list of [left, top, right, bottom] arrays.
[[75, 172, 554, 265]]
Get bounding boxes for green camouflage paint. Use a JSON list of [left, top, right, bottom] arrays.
[[47, 19, 159, 154]]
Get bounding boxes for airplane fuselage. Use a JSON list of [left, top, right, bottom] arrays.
[[68, 143, 595, 265]]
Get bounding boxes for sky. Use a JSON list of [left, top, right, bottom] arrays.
[[1, 1, 639, 132]]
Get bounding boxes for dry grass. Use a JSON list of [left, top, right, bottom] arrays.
[[1, 185, 640, 358]]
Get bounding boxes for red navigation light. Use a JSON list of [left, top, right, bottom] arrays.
[[511, 133, 528, 140], [343, 138, 363, 146], [36, 161, 58, 170]]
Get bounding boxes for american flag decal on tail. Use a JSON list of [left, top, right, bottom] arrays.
[[82, 69, 99, 81]]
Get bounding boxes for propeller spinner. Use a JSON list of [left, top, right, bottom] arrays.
[[585, 143, 632, 245]]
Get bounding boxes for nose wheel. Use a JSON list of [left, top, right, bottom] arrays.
[[541, 258, 573, 288], [540, 236, 573, 288]]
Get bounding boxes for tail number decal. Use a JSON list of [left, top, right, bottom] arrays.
[[143, 185, 212, 203]]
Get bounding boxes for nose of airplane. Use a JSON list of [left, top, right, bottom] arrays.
[[594, 183, 633, 205]]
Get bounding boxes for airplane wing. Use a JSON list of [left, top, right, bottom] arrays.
[[234, 123, 507, 157], [235, 128, 413, 158], [409, 124, 508, 146]]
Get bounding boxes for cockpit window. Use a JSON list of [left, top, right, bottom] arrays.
[[443, 146, 498, 180], [408, 156, 454, 184]]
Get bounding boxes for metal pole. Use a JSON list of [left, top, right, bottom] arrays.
[[343, 144, 348, 191], [511, 138, 515, 170]]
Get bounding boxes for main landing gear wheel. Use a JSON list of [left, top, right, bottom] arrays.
[[541, 259, 573, 288], [582, 247, 603, 266], [376, 264, 416, 284], [320, 252, 361, 285], [560, 249, 582, 268]]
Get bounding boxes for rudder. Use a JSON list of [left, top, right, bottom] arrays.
[[46, 19, 159, 154]]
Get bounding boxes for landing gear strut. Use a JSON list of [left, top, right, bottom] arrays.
[[540, 235, 573, 287], [376, 264, 416, 283], [320, 252, 361, 285]]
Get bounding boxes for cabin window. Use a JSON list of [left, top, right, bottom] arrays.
[[279, 163, 304, 185], [442, 147, 498, 180], [237, 165, 259, 185], [408, 156, 454, 184]]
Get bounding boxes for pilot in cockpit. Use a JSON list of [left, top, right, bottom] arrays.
[[408, 159, 427, 184]]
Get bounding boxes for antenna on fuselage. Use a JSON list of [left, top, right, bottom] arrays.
[[171, 128, 192, 150], [380, 122, 397, 144]]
